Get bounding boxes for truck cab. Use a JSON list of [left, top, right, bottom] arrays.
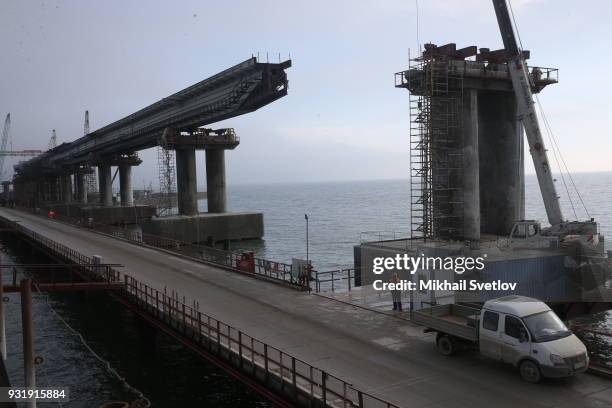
[[507, 220, 559, 249], [478, 296, 588, 382]]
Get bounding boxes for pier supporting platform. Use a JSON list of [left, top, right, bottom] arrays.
[[142, 212, 263, 244]]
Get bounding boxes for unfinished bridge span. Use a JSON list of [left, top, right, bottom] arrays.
[[11, 57, 291, 243]]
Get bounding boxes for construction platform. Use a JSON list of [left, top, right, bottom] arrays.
[[1, 207, 611, 408]]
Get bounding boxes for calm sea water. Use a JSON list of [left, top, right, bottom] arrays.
[[220, 172, 612, 271], [3, 172, 611, 406]]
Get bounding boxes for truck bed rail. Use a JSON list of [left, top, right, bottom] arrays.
[[413, 304, 480, 342]]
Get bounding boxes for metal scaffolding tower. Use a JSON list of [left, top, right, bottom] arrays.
[[157, 137, 176, 216], [84, 111, 98, 193], [406, 52, 464, 240]]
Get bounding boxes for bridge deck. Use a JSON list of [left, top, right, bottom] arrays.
[[1, 208, 611, 408]]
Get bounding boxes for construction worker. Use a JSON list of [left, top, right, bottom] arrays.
[[391, 271, 402, 311]]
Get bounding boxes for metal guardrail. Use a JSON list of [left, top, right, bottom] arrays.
[[4, 220, 121, 285], [359, 231, 411, 243], [1, 216, 401, 408], [570, 323, 612, 373], [312, 268, 356, 293], [124, 276, 399, 408]]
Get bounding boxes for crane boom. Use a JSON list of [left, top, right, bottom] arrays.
[[492, 0, 563, 226], [0, 114, 10, 179]]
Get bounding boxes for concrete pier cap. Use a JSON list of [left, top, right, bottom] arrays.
[[160, 127, 240, 215], [145, 127, 263, 244]]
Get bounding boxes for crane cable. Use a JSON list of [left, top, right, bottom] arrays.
[[536, 95, 591, 219], [535, 96, 578, 220], [508, 0, 590, 220]]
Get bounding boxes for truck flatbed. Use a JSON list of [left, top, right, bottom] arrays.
[[413, 303, 481, 342]]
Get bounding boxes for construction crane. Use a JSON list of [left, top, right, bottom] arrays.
[[48, 129, 57, 150], [0, 114, 10, 179], [492, 0, 595, 236], [0, 114, 44, 180], [492, 0, 563, 226], [84, 110, 90, 135]]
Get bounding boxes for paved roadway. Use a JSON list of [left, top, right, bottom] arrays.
[[1, 208, 611, 408]]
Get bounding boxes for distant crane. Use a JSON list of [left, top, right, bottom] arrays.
[[48, 129, 58, 150], [0, 114, 11, 179], [0, 113, 44, 180], [84, 110, 90, 135]]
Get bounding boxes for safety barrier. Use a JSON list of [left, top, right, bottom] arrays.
[[570, 323, 612, 374], [124, 276, 400, 408], [312, 268, 356, 293]]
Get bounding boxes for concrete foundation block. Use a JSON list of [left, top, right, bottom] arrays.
[[80, 205, 156, 225], [42, 203, 155, 224], [142, 212, 264, 243]]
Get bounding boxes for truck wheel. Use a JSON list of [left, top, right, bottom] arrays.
[[519, 360, 542, 383], [436, 334, 455, 356]]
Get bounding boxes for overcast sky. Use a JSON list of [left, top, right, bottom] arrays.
[[0, 0, 609, 187]]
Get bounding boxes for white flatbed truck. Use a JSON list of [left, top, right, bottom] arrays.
[[413, 296, 589, 383]]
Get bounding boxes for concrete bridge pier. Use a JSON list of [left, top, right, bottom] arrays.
[[462, 89, 480, 244], [1, 182, 10, 204], [75, 172, 88, 204], [46, 176, 59, 203], [98, 163, 113, 207], [60, 173, 73, 204], [205, 148, 227, 213], [175, 147, 198, 215], [119, 164, 133, 206], [142, 128, 263, 244], [74, 154, 155, 225]]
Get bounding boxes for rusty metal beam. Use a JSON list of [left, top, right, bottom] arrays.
[[456, 46, 478, 59]]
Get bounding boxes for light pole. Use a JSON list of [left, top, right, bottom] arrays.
[[304, 213, 309, 265]]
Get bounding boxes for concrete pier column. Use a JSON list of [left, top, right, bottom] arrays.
[[119, 164, 133, 206], [36, 181, 44, 206], [462, 89, 480, 243], [478, 91, 522, 235], [98, 164, 112, 206], [1, 182, 10, 203], [205, 149, 227, 213], [60, 174, 72, 204], [176, 148, 198, 215], [47, 176, 59, 202], [76, 173, 88, 204]]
